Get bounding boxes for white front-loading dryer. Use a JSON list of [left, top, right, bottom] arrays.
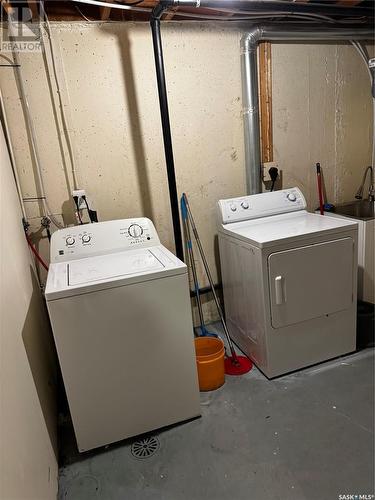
[[45, 218, 200, 452], [217, 188, 358, 378]]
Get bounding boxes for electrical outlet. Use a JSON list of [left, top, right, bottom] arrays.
[[72, 189, 98, 224], [72, 189, 86, 210], [262, 162, 279, 182]]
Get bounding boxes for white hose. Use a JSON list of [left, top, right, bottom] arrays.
[[351, 40, 372, 80], [11, 48, 63, 229], [41, 6, 80, 190], [0, 88, 27, 221], [4, 8, 64, 229], [351, 41, 374, 168], [75, 3, 95, 22]]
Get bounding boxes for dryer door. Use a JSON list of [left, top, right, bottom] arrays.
[[268, 238, 354, 329]]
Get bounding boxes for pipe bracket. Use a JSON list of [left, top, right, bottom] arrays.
[[242, 106, 259, 116]]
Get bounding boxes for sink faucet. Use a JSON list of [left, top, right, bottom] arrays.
[[355, 166, 374, 202]]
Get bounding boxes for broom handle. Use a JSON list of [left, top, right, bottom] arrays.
[[182, 193, 238, 361], [181, 198, 206, 330]]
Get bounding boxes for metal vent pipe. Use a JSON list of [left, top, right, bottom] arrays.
[[241, 25, 373, 194]]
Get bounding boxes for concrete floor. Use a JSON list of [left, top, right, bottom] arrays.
[[58, 326, 374, 500]]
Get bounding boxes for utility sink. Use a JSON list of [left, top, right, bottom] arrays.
[[324, 199, 374, 305], [331, 200, 375, 221]]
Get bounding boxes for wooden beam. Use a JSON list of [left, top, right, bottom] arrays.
[[27, 0, 39, 21], [336, 0, 362, 5], [164, 7, 177, 20], [100, 0, 112, 20], [259, 42, 273, 164], [1, 0, 13, 15]]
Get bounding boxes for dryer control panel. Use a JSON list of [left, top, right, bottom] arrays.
[[50, 218, 160, 263], [217, 188, 307, 225]]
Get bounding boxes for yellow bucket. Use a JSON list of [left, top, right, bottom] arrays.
[[194, 337, 225, 391]]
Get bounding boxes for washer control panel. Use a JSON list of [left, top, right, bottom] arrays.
[[218, 187, 306, 224], [50, 218, 160, 263]]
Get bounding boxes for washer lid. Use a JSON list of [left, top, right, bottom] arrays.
[[220, 211, 358, 248], [68, 249, 164, 286], [45, 245, 186, 301]]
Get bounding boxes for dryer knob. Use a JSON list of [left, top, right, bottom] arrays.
[[287, 193, 297, 202], [66, 236, 75, 246], [241, 201, 249, 209], [230, 204, 237, 212], [82, 234, 91, 243]]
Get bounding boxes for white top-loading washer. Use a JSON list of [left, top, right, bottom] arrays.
[[46, 218, 200, 452], [217, 188, 358, 378]]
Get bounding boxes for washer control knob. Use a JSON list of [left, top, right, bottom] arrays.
[[82, 234, 91, 243], [66, 236, 75, 246], [230, 203, 237, 212], [287, 192, 297, 202], [128, 224, 143, 238], [241, 201, 249, 209]]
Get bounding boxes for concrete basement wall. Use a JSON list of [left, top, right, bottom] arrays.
[[272, 43, 373, 205], [0, 124, 58, 499], [0, 22, 373, 320]]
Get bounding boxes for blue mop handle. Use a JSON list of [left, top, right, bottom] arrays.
[[181, 195, 192, 249], [181, 194, 203, 326], [181, 194, 217, 338], [181, 194, 188, 221]]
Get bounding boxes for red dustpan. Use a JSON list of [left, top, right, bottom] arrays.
[[225, 352, 253, 376]]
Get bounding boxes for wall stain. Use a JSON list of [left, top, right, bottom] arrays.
[[277, 108, 289, 133]]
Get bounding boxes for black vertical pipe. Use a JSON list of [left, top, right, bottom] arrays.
[[150, 6, 184, 261]]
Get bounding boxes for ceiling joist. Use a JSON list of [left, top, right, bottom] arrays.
[[1, 0, 373, 23]]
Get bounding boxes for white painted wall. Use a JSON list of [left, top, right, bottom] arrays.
[[0, 22, 373, 320], [0, 124, 58, 499]]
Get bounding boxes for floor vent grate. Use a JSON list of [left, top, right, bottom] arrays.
[[131, 436, 160, 459]]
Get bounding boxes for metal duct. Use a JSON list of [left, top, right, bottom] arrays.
[[241, 25, 374, 194]]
